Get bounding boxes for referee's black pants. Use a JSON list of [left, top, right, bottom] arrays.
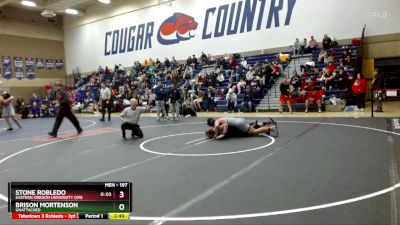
[[121, 123, 143, 138], [51, 107, 82, 135], [101, 100, 112, 120]]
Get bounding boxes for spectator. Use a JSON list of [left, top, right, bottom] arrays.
[[294, 38, 301, 55], [325, 61, 336, 73], [352, 73, 367, 112], [171, 56, 178, 66], [192, 88, 204, 112], [321, 70, 335, 90], [230, 55, 237, 69], [154, 81, 168, 120], [240, 57, 248, 68], [237, 78, 247, 94], [204, 86, 216, 112], [290, 71, 302, 91], [322, 34, 333, 50], [192, 55, 198, 66], [305, 87, 322, 113], [246, 68, 255, 81], [300, 60, 315, 73], [301, 38, 307, 55], [216, 72, 225, 86], [305, 36, 318, 53], [279, 78, 293, 113], [99, 82, 112, 122], [226, 89, 237, 113], [230, 67, 240, 83], [318, 50, 327, 64], [30, 102, 40, 118], [15, 96, 25, 114], [241, 86, 254, 112], [272, 62, 281, 79], [144, 88, 153, 112], [31, 93, 41, 106], [372, 68, 385, 112], [201, 52, 208, 65], [334, 67, 348, 90], [168, 84, 181, 120], [341, 49, 352, 66]]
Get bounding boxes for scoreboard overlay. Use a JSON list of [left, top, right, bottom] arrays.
[[8, 182, 132, 220]]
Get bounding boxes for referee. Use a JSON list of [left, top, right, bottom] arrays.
[[99, 82, 112, 121], [48, 83, 83, 137], [120, 98, 146, 140]]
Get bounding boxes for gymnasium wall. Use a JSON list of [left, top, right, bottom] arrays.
[[64, 0, 400, 74], [0, 6, 66, 101]]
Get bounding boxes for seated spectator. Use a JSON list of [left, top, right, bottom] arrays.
[[318, 50, 327, 64], [290, 72, 302, 91], [241, 86, 254, 112], [237, 78, 247, 93], [201, 52, 208, 65], [40, 103, 49, 118], [216, 72, 225, 86], [192, 55, 198, 66], [305, 36, 318, 53], [204, 86, 216, 111], [321, 69, 335, 90], [192, 88, 204, 112], [325, 61, 337, 73], [279, 78, 293, 113], [30, 102, 40, 118], [164, 58, 171, 68], [272, 62, 281, 79], [301, 38, 307, 55], [246, 68, 255, 81], [226, 89, 237, 113], [322, 34, 333, 50], [300, 61, 315, 72], [230, 55, 237, 69], [171, 56, 178, 67], [197, 74, 205, 86], [333, 67, 349, 90], [305, 87, 322, 113], [230, 67, 240, 83], [186, 56, 192, 66], [15, 96, 25, 114], [240, 57, 248, 68], [341, 49, 352, 66]]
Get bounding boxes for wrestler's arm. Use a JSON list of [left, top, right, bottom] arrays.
[[216, 124, 228, 139], [214, 118, 226, 127]]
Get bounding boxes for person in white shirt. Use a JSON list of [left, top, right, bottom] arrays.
[[240, 58, 248, 67], [120, 98, 146, 140], [99, 82, 112, 122], [216, 72, 225, 85], [246, 69, 254, 81]]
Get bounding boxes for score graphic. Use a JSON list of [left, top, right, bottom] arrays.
[[8, 182, 132, 220]]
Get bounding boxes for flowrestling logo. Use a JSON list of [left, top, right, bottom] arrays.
[[157, 12, 198, 45]]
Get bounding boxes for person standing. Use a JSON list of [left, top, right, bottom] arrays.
[[279, 78, 293, 113], [48, 83, 83, 137], [99, 82, 112, 122], [168, 84, 181, 120], [154, 81, 168, 121], [372, 68, 385, 112], [120, 98, 145, 140], [1, 92, 22, 131], [352, 73, 367, 112]]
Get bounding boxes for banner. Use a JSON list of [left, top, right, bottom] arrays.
[[2, 67, 13, 80], [46, 59, 55, 70], [2, 56, 11, 68], [25, 57, 34, 69], [26, 68, 36, 80], [55, 59, 64, 70], [36, 58, 44, 69], [15, 68, 24, 80], [14, 57, 24, 69]]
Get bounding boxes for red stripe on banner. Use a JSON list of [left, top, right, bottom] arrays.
[[32, 128, 118, 142], [12, 212, 78, 220]]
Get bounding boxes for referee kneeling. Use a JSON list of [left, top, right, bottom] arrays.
[[120, 98, 145, 140]]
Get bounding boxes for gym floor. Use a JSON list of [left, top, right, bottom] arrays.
[[0, 115, 399, 225]]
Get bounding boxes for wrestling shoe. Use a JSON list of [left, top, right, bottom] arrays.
[[269, 117, 279, 137], [48, 132, 57, 138]]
